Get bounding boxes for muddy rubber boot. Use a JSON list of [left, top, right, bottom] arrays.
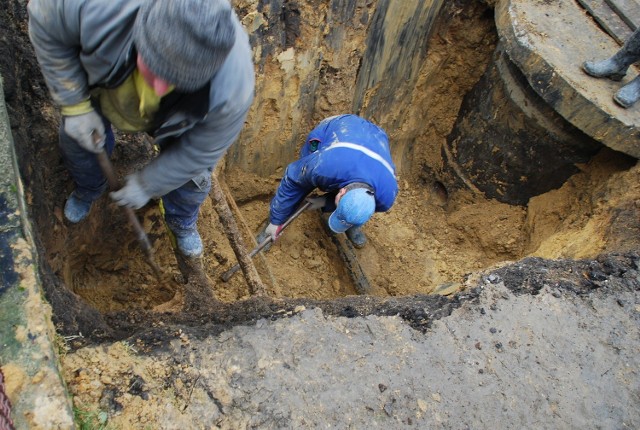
[[172, 227, 203, 258], [582, 28, 640, 81], [614, 75, 640, 108], [346, 226, 367, 249], [64, 191, 92, 223]]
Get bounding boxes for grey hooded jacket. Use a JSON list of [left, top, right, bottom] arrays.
[[27, 0, 255, 199]]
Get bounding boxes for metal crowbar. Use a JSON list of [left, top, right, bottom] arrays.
[[220, 200, 313, 282], [92, 132, 162, 280]]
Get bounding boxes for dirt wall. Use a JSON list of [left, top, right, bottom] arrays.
[[227, 0, 459, 177], [1, 0, 638, 339], [2, 1, 640, 426]]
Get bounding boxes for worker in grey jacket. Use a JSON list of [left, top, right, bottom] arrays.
[[27, 0, 255, 258]]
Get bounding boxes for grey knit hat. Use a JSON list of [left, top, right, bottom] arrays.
[[133, 0, 236, 92]]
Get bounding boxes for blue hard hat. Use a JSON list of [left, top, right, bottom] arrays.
[[328, 188, 375, 233]]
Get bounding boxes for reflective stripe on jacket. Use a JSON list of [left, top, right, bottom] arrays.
[[269, 114, 398, 225]]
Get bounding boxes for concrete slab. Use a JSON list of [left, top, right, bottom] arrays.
[[606, 0, 640, 30], [496, 0, 640, 158], [577, 0, 634, 43]]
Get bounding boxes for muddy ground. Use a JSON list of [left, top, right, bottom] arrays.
[[1, 0, 639, 428], [60, 255, 640, 429]]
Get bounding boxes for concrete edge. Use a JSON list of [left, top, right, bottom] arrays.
[[0, 74, 75, 427], [495, 0, 640, 159]]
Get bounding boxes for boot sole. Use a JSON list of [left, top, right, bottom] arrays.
[[613, 94, 634, 108], [581, 64, 625, 81], [583, 70, 625, 81], [349, 239, 367, 249]]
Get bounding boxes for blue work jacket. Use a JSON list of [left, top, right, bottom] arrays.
[[270, 114, 398, 225]]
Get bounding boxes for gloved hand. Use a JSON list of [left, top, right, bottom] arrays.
[[264, 223, 282, 241], [63, 109, 106, 153], [256, 223, 282, 251], [305, 195, 327, 211], [110, 173, 151, 209]]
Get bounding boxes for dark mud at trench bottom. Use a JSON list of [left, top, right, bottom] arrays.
[[50, 252, 640, 351]]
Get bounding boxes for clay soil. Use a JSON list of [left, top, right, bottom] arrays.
[[1, 0, 639, 428]]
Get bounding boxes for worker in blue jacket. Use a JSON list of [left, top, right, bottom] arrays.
[[258, 114, 398, 248]]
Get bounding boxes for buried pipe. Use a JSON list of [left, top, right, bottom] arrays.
[[443, 44, 602, 205]]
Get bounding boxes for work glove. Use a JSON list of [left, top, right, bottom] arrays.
[[305, 195, 327, 211], [110, 173, 151, 209], [256, 222, 282, 251], [63, 109, 106, 154], [263, 223, 282, 242]]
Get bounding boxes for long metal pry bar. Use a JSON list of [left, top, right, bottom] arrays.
[[220, 200, 312, 282], [94, 143, 162, 279]]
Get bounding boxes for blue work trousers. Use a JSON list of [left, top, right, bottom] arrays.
[[58, 117, 209, 232]]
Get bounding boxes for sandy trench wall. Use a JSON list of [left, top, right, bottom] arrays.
[[3, 3, 640, 427], [0, 0, 504, 321], [1, 0, 503, 309], [227, 0, 445, 177]]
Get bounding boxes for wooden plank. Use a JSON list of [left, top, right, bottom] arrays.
[[577, 0, 634, 44], [605, 0, 640, 30], [218, 176, 279, 292], [210, 174, 267, 296]]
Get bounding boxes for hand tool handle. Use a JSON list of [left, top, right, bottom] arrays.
[[221, 200, 313, 282], [93, 137, 162, 278]]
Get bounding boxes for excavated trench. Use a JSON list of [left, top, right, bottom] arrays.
[[2, 0, 640, 353]]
